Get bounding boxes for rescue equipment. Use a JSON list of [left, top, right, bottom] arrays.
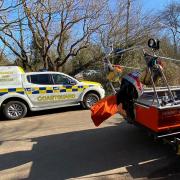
[[91, 95, 118, 126], [90, 38, 180, 154]]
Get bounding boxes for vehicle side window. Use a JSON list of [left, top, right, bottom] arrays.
[[52, 74, 76, 85], [27, 74, 53, 85]]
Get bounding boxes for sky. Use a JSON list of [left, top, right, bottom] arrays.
[[108, 0, 179, 19], [1, 0, 179, 60], [141, 0, 179, 11], [109, 0, 179, 12]]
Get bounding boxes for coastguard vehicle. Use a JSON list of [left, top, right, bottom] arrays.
[[0, 66, 105, 120]]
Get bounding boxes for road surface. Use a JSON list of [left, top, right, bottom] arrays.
[[0, 106, 180, 180]]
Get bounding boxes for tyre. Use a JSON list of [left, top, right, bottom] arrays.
[[82, 93, 100, 109], [3, 101, 27, 120]]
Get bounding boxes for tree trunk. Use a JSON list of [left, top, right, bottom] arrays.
[[125, 0, 131, 47], [173, 35, 177, 57], [43, 55, 49, 70]]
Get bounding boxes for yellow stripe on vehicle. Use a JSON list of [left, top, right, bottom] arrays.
[[0, 84, 95, 96], [0, 89, 8, 93], [39, 90, 46, 94], [18, 67, 25, 74]]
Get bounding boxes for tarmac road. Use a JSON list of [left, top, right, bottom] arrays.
[[0, 106, 180, 180]]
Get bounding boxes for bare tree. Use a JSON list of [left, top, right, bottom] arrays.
[[159, 2, 180, 56], [0, 0, 34, 70], [97, 0, 158, 50], [21, 0, 107, 71], [0, 44, 8, 65], [125, 0, 131, 47]]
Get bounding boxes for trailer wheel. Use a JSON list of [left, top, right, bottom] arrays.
[[82, 93, 100, 109], [3, 101, 27, 120]]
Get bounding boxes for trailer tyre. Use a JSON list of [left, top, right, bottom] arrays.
[[82, 93, 100, 109], [3, 101, 27, 120]]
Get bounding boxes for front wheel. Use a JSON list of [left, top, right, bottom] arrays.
[[3, 101, 27, 120], [82, 93, 100, 109]]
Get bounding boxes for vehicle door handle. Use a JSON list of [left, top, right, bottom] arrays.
[[26, 88, 33, 92], [30, 88, 36, 92], [29, 88, 38, 92], [53, 87, 59, 90]]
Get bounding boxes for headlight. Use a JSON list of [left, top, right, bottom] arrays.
[[99, 84, 103, 89]]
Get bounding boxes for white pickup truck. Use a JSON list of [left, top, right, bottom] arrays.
[[0, 66, 105, 120]]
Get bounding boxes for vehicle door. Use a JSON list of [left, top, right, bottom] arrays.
[[23, 73, 61, 107], [51, 73, 82, 104]]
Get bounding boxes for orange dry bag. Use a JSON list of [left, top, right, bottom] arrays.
[[90, 95, 118, 127]]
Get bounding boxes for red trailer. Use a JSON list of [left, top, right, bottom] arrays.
[[135, 87, 180, 133], [104, 39, 180, 154], [134, 87, 180, 154]]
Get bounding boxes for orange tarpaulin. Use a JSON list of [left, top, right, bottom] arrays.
[[90, 95, 118, 126]]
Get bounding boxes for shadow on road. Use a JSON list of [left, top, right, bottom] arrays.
[[28, 105, 83, 117], [0, 105, 83, 121], [0, 122, 180, 179]]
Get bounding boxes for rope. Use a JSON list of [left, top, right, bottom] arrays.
[[103, 62, 142, 70], [120, 65, 142, 70], [107, 45, 180, 63], [158, 56, 180, 63]]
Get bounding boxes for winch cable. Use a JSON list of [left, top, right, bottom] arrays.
[[158, 56, 180, 63]]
